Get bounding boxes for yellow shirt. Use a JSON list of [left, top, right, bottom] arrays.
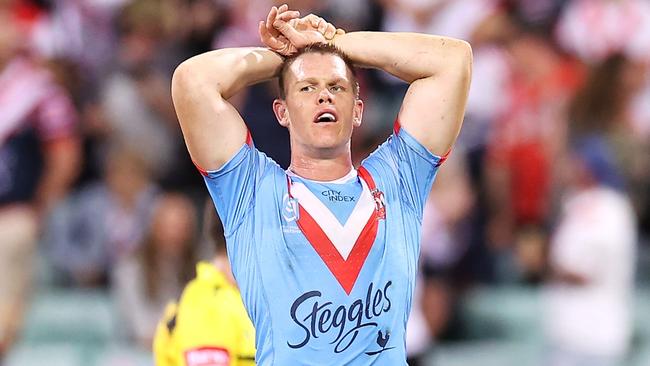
[[153, 262, 256, 366]]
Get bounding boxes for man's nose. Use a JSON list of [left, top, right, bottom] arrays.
[[318, 89, 333, 104]]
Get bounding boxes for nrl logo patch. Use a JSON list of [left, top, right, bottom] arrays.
[[282, 193, 300, 222]]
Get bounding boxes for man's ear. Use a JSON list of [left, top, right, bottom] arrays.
[[273, 99, 290, 128], [353, 99, 364, 128]]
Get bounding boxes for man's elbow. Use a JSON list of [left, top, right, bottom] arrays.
[[172, 57, 231, 103], [448, 40, 473, 88], [451, 39, 473, 75], [419, 38, 472, 81], [171, 60, 200, 97], [457, 40, 473, 60]]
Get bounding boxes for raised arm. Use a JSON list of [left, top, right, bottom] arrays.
[[333, 32, 472, 155], [173, 5, 337, 171], [171, 47, 283, 171], [272, 17, 472, 156]]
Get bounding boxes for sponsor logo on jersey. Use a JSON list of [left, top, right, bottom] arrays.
[[184, 347, 230, 366], [287, 281, 393, 354], [321, 189, 356, 203]]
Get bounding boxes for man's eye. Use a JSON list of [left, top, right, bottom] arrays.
[[300, 86, 314, 92], [330, 85, 343, 92]]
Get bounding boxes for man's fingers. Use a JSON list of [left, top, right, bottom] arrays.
[[264, 4, 300, 44], [324, 23, 336, 40], [317, 19, 328, 34], [266, 6, 276, 27], [271, 7, 299, 37], [259, 21, 276, 46], [258, 20, 266, 38], [276, 10, 300, 22], [300, 14, 329, 35], [292, 15, 314, 31], [310, 15, 322, 28], [266, 6, 281, 37], [264, 7, 340, 47], [259, 21, 285, 50], [299, 14, 319, 28], [273, 18, 303, 42], [336, 28, 346, 35]]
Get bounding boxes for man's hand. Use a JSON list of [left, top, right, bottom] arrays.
[[292, 14, 342, 40], [258, 4, 301, 55], [259, 4, 344, 56]]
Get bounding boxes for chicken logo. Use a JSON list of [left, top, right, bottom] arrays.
[[365, 330, 395, 356]]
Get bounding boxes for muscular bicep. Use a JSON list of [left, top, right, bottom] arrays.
[[397, 55, 472, 156], [172, 63, 248, 171]]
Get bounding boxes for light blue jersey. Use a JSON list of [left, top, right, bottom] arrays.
[[202, 123, 445, 365]]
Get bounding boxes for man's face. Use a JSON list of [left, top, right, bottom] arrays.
[[274, 52, 363, 156]]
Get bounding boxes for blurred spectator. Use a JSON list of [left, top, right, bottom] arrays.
[[213, 0, 272, 49], [543, 136, 636, 366], [484, 26, 584, 257], [112, 192, 197, 349], [380, 0, 497, 40], [556, 0, 650, 65], [0, 1, 80, 355], [368, 0, 502, 138], [27, 0, 127, 85], [629, 76, 650, 138], [43, 142, 158, 287], [176, 0, 227, 57], [100, 0, 181, 181], [505, 0, 565, 33], [407, 152, 475, 364], [631, 77, 650, 239], [325, 0, 371, 32], [459, 5, 513, 151], [568, 54, 650, 248]]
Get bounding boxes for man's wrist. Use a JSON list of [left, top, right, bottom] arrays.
[[328, 29, 345, 47]]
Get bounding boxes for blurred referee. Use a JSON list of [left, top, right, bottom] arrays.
[[153, 200, 255, 366]]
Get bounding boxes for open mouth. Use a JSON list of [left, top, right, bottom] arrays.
[[314, 111, 338, 123]]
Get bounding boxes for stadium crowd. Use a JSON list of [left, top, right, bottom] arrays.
[[1, 0, 649, 365]]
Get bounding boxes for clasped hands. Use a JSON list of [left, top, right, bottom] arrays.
[[258, 4, 345, 56]]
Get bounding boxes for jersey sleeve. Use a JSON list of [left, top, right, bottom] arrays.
[[199, 140, 279, 237], [362, 120, 448, 219]]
